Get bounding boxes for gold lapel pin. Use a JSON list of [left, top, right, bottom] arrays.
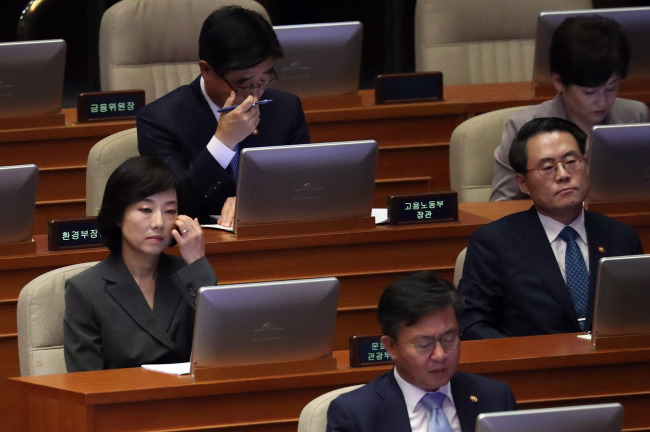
[[470, 395, 478, 403], [598, 246, 605, 253]]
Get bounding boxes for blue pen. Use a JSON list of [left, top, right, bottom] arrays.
[[217, 99, 273, 113]]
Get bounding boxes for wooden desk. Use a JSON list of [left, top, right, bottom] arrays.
[[1, 200, 650, 428], [5, 82, 649, 235], [8, 333, 650, 431]]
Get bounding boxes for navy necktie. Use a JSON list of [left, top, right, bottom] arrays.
[[420, 392, 452, 432], [559, 226, 590, 330], [230, 144, 239, 181]]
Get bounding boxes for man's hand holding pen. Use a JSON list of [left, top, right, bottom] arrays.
[[214, 92, 263, 148]]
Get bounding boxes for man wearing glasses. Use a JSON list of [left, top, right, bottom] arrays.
[[459, 117, 643, 340], [326, 271, 516, 432], [137, 6, 310, 226]]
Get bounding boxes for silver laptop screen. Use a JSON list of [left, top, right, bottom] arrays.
[[0, 39, 66, 117], [191, 277, 339, 371], [272, 21, 363, 97]]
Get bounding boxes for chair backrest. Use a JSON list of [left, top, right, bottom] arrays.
[[449, 106, 530, 203], [86, 128, 139, 217], [414, 0, 592, 85], [99, 0, 270, 104], [17, 262, 99, 376], [297, 384, 364, 432], [453, 247, 467, 288]]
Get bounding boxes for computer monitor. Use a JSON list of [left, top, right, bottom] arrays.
[[592, 254, 650, 343], [532, 7, 650, 94], [587, 123, 650, 203], [0, 164, 38, 244], [234, 140, 377, 231], [190, 277, 339, 372], [0, 39, 66, 117], [272, 21, 363, 98], [475, 403, 624, 432]]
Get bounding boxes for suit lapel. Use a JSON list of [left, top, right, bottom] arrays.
[[101, 254, 178, 351], [512, 208, 578, 325], [584, 211, 611, 327], [374, 372, 413, 432], [152, 255, 184, 332], [450, 374, 482, 432]]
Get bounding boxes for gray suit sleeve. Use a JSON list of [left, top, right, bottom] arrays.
[[64, 274, 105, 372], [171, 256, 217, 307]]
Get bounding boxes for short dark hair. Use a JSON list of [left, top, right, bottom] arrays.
[[550, 15, 630, 87], [97, 155, 178, 253], [509, 117, 587, 174], [198, 6, 282, 76], [378, 271, 464, 340]]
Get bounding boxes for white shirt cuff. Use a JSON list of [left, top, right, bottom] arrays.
[[207, 135, 236, 169]]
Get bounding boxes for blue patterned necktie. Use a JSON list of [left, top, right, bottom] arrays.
[[420, 392, 452, 432], [229, 144, 239, 181], [559, 226, 589, 330]]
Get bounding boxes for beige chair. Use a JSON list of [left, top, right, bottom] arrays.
[[453, 247, 467, 288], [86, 128, 139, 217], [414, 0, 592, 85], [17, 262, 99, 376], [297, 384, 364, 432], [99, 0, 270, 104], [449, 105, 530, 203]]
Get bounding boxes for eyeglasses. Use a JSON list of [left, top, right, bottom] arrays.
[[401, 331, 462, 356], [527, 154, 585, 179], [221, 69, 278, 97]]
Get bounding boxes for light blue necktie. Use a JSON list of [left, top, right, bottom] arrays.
[[420, 392, 452, 432], [229, 144, 239, 181], [559, 226, 590, 330]]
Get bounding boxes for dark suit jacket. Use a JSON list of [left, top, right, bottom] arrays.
[[63, 253, 217, 372], [458, 207, 644, 339], [137, 77, 311, 221], [326, 370, 516, 432]]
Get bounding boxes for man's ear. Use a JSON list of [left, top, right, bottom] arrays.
[[198, 60, 211, 79], [381, 335, 398, 360], [516, 173, 530, 196], [551, 73, 564, 93]]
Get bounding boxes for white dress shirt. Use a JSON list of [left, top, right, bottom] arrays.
[[393, 368, 461, 432], [537, 209, 589, 283]]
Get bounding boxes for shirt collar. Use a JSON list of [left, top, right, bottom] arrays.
[[393, 367, 453, 414], [200, 76, 222, 121], [537, 208, 587, 244]]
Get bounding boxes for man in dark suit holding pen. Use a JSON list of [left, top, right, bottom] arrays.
[[326, 271, 516, 432], [137, 6, 310, 226], [458, 117, 643, 340]]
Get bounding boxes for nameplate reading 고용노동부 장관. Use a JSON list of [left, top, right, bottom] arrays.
[[387, 192, 458, 226]]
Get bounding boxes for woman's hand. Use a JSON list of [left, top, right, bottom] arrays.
[[172, 215, 205, 265]]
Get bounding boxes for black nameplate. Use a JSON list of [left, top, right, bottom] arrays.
[[387, 192, 458, 226], [349, 335, 393, 367], [77, 90, 145, 122], [48, 217, 103, 251], [375, 72, 443, 105]]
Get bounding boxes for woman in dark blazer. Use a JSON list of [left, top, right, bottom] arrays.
[[64, 155, 217, 372]]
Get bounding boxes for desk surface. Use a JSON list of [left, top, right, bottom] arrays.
[[8, 333, 650, 431]]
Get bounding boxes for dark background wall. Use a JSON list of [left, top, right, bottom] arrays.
[[1, 0, 647, 107]]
